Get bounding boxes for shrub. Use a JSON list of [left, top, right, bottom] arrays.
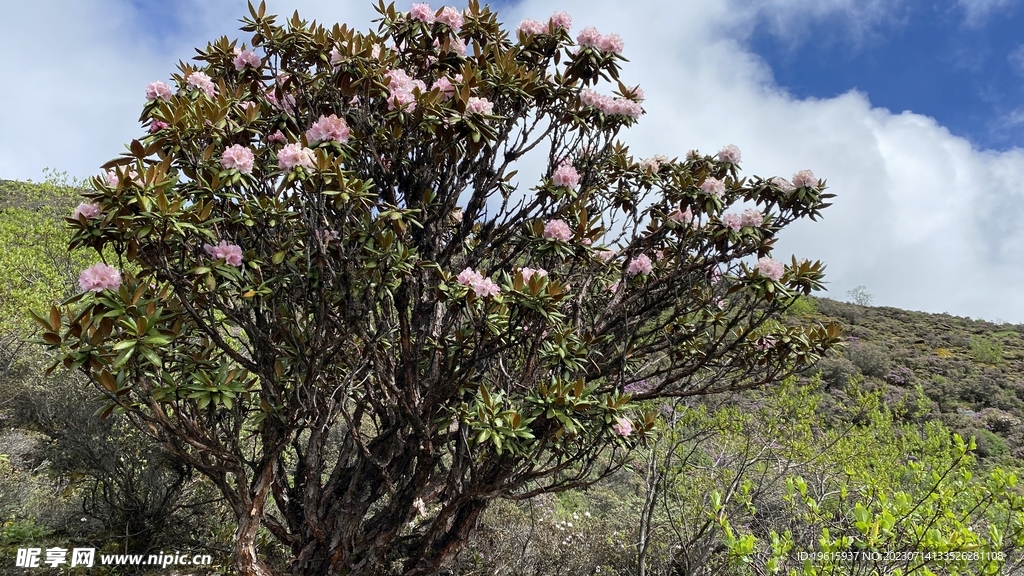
[[36, 3, 840, 575], [846, 342, 890, 378], [970, 337, 1003, 364]]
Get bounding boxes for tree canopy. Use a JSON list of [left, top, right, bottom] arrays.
[[37, 2, 840, 574]]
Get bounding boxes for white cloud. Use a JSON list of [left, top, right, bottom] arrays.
[[2, 0, 1023, 322], [957, 0, 1020, 27]]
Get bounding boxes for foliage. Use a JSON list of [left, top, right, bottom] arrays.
[[35, 2, 839, 575], [847, 285, 873, 307], [970, 336, 1003, 365]]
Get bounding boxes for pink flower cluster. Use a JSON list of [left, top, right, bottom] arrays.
[[72, 203, 102, 220], [792, 169, 817, 189], [700, 177, 726, 197], [221, 145, 255, 174], [520, 267, 547, 282], [436, 6, 464, 30], [204, 240, 244, 267], [148, 120, 169, 134], [456, 267, 501, 297], [233, 49, 261, 71], [434, 75, 461, 99], [145, 81, 173, 101], [465, 97, 494, 115], [186, 71, 217, 97], [627, 254, 652, 276], [79, 263, 121, 292], [267, 130, 287, 144], [543, 219, 573, 241], [409, 3, 435, 22], [306, 114, 351, 144], [669, 206, 693, 224], [756, 257, 784, 281], [551, 163, 580, 189], [716, 144, 741, 164], [771, 176, 794, 192], [596, 248, 616, 262], [385, 69, 426, 112], [104, 169, 137, 187], [576, 27, 624, 53], [519, 12, 571, 36], [278, 143, 316, 172], [741, 209, 763, 227], [579, 89, 643, 118], [612, 417, 632, 436], [722, 213, 743, 231]]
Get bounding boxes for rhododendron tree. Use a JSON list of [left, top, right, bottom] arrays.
[[36, 2, 839, 575]]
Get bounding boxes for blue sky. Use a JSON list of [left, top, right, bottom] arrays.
[[2, 0, 1023, 322], [749, 0, 1024, 151]]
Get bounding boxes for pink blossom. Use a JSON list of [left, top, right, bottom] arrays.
[[267, 130, 287, 144], [409, 3, 435, 22], [755, 336, 777, 351], [716, 144, 741, 164], [700, 177, 726, 197], [456, 268, 500, 297], [771, 176, 794, 192], [330, 47, 343, 66], [78, 263, 121, 292], [388, 90, 417, 112], [551, 163, 580, 189], [473, 277, 501, 297], [577, 27, 623, 54], [104, 169, 137, 187], [204, 240, 244, 267], [265, 87, 296, 113], [597, 33, 624, 54], [221, 145, 255, 174], [625, 85, 644, 101], [609, 279, 621, 293], [277, 143, 316, 172], [596, 249, 616, 262], [627, 254, 652, 276], [436, 6, 463, 29], [612, 417, 632, 436], [639, 158, 660, 173], [457, 267, 483, 286], [72, 203, 102, 220], [466, 97, 494, 115], [576, 27, 602, 49], [792, 169, 817, 189], [306, 114, 351, 144], [148, 120, 169, 134], [579, 89, 641, 118], [722, 213, 743, 231], [145, 81, 173, 101], [756, 257, 784, 281], [450, 37, 467, 56], [549, 11, 572, 31], [186, 71, 217, 97], [434, 76, 457, 99], [669, 206, 693, 224], [543, 219, 573, 241], [521, 267, 547, 282], [740, 209, 763, 227], [233, 49, 261, 71], [239, 100, 257, 111], [711, 268, 722, 285], [517, 19, 546, 36]]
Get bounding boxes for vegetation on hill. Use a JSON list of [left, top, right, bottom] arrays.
[[4, 174, 1024, 575]]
